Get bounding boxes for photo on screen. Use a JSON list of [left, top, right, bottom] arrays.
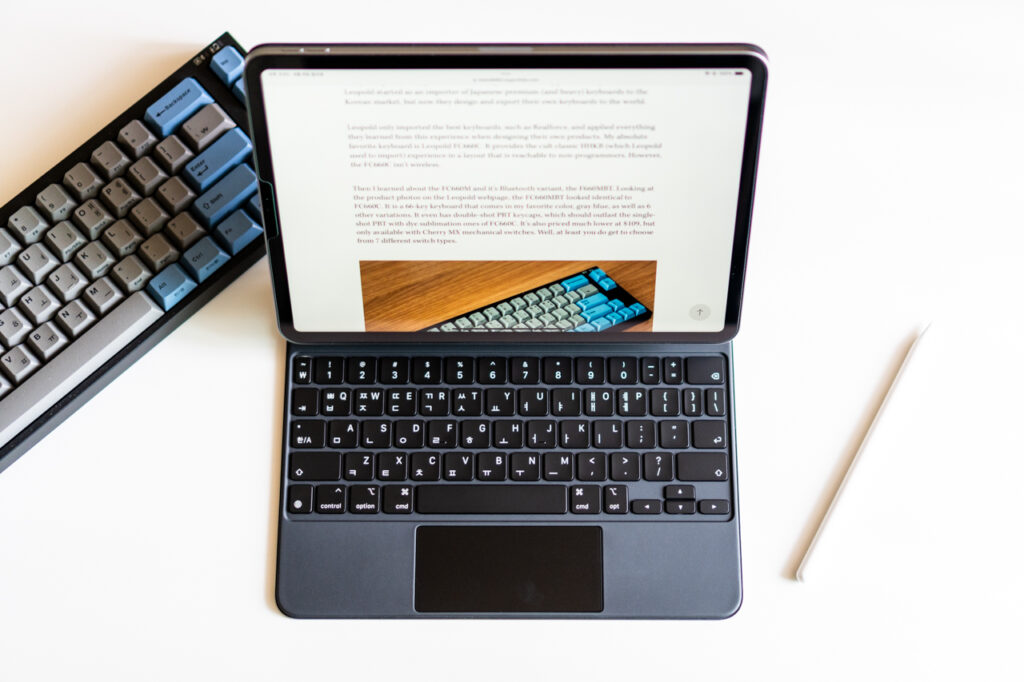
[[359, 261, 655, 332]]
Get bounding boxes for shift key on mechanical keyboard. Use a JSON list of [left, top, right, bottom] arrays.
[[417, 485, 567, 514], [192, 164, 257, 227]]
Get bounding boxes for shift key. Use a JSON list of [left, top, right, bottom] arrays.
[[191, 163, 257, 227]]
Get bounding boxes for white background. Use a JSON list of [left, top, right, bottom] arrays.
[[1, 1, 1023, 680]]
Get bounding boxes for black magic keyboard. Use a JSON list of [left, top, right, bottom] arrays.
[[284, 352, 732, 518], [0, 33, 264, 473]]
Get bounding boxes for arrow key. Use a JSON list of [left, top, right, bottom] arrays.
[[698, 499, 730, 515]]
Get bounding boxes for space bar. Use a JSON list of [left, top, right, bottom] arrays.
[[416, 485, 568, 514], [0, 292, 164, 449]]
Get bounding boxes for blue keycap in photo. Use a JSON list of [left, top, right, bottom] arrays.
[[246, 193, 262, 224], [182, 128, 253, 192], [213, 209, 262, 255], [576, 293, 608, 311], [588, 268, 606, 282], [629, 303, 647, 316], [607, 299, 625, 312], [144, 77, 213, 137], [606, 311, 624, 324], [182, 236, 229, 283], [192, 163, 258, 227], [591, 317, 613, 331], [146, 263, 197, 311], [619, 306, 636, 321], [211, 46, 245, 86], [597, 277, 617, 291], [575, 323, 596, 332], [232, 78, 246, 103], [561, 275, 589, 291], [581, 304, 612, 322]]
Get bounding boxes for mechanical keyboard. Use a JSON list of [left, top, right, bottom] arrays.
[[423, 266, 653, 332], [0, 33, 264, 473], [283, 351, 732, 519]]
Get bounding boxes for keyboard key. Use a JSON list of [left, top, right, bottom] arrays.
[[63, 162, 104, 202], [576, 357, 604, 384], [111, 255, 152, 294], [1, 345, 41, 384], [380, 357, 409, 383], [35, 184, 75, 223], [610, 452, 640, 481], [144, 77, 214, 138], [101, 177, 142, 218], [210, 207, 261, 256], [543, 452, 573, 480], [699, 500, 730, 515], [604, 485, 628, 513], [643, 452, 673, 481], [683, 388, 703, 416], [677, 452, 728, 481], [687, 356, 726, 384], [232, 79, 246, 103], [706, 388, 726, 416], [127, 157, 169, 197], [0, 266, 31, 307], [412, 357, 442, 384], [570, 485, 601, 514], [641, 357, 660, 384], [292, 356, 312, 384], [344, 452, 374, 480], [181, 236, 228, 283], [289, 420, 325, 448], [478, 357, 506, 384], [81, 276, 123, 315], [347, 357, 376, 384], [286, 485, 313, 514], [692, 420, 727, 449], [138, 233, 180, 273], [17, 243, 59, 284], [445, 357, 473, 383], [416, 485, 567, 514], [510, 357, 539, 384], [664, 357, 683, 383], [666, 500, 696, 515], [46, 263, 88, 303], [659, 420, 689, 448], [18, 284, 60, 325], [509, 452, 540, 480], [443, 452, 473, 480], [156, 177, 196, 215], [410, 452, 441, 481], [576, 453, 607, 481], [183, 128, 253, 192], [315, 485, 346, 514], [542, 357, 571, 384], [0, 307, 31, 346], [476, 452, 507, 481], [117, 119, 158, 159], [153, 134, 194, 174], [165, 213, 206, 250], [55, 300, 96, 338], [290, 387, 319, 416], [631, 499, 661, 515], [609, 358, 638, 384], [211, 46, 245, 85], [650, 389, 680, 416], [289, 451, 341, 481], [665, 485, 696, 500], [377, 453, 407, 481], [181, 103, 235, 151], [145, 260, 194, 310], [349, 485, 380, 513], [191, 163, 257, 227], [71, 200, 114, 240], [382, 485, 413, 513], [102, 220, 143, 258], [626, 420, 656, 448], [44, 221, 86, 262], [91, 141, 130, 181]]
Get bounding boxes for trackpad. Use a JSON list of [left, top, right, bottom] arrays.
[[415, 526, 603, 613]]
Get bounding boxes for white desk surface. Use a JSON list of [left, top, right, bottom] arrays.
[[2, 1, 1023, 679]]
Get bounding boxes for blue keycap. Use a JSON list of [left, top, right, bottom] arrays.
[[182, 236, 229, 283], [145, 263, 197, 311], [591, 317, 613, 331], [619, 306, 636, 321], [581, 304, 613, 322], [629, 303, 647, 316], [607, 299, 625, 312], [213, 209, 262, 255], [246, 193, 262, 224], [606, 311, 624, 324], [211, 46, 245, 86], [575, 323, 596, 332], [192, 163, 258, 227], [576, 293, 609, 311], [144, 77, 214, 137], [232, 79, 246, 103], [597, 277, 617, 292], [561, 275, 589, 291], [182, 128, 253, 191], [588, 268, 606, 282]]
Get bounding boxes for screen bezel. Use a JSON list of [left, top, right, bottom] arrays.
[[243, 45, 767, 345]]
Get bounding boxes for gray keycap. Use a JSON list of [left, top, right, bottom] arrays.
[[101, 178, 142, 219], [498, 315, 516, 328], [117, 119, 157, 159], [35, 184, 76, 223], [17, 243, 59, 285], [0, 291, 163, 449], [8, 206, 48, 245], [509, 297, 527, 311], [524, 318, 544, 329], [44, 221, 87, 262], [439, 322, 457, 332], [111, 255, 151, 293], [128, 198, 169, 236], [551, 294, 568, 308], [0, 228, 21, 266], [538, 312, 557, 325], [71, 199, 114, 240], [55, 299, 96, 338], [91, 140, 130, 180], [27, 321, 67, 361], [548, 283, 564, 295], [0, 375, 10, 399], [82, 276, 123, 315], [482, 306, 500, 321], [564, 290, 582, 303], [469, 311, 487, 325], [539, 299, 556, 313], [453, 316, 472, 329], [554, 319, 574, 330], [138, 233, 178, 272], [577, 284, 598, 297], [525, 304, 543, 319], [565, 303, 581, 316], [73, 241, 116, 280], [536, 287, 552, 301], [484, 320, 503, 329], [18, 284, 60, 325], [512, 309, 530, 323], [0, 265, 32, 307], [523, 292, 540, 305], [1, 344, 40, 384], [156, 177, 196, 214], [101, 219, 142, 258], [126, 156, 167, 196], [551, 308, 569, 321], [154, 134, 194, 174], [46, 263, 88, 303], [63, 162, 104, 202], [181, 103, 235, 151], [496, 302, 514, 316], [165, 213, 205, 250], [568, 314, 585, 327], [0, 307, 31, 346]]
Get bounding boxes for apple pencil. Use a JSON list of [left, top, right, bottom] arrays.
[[795, 324, 931, 582]]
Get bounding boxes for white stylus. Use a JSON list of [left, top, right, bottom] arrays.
[[795, 324, 930, 582]]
